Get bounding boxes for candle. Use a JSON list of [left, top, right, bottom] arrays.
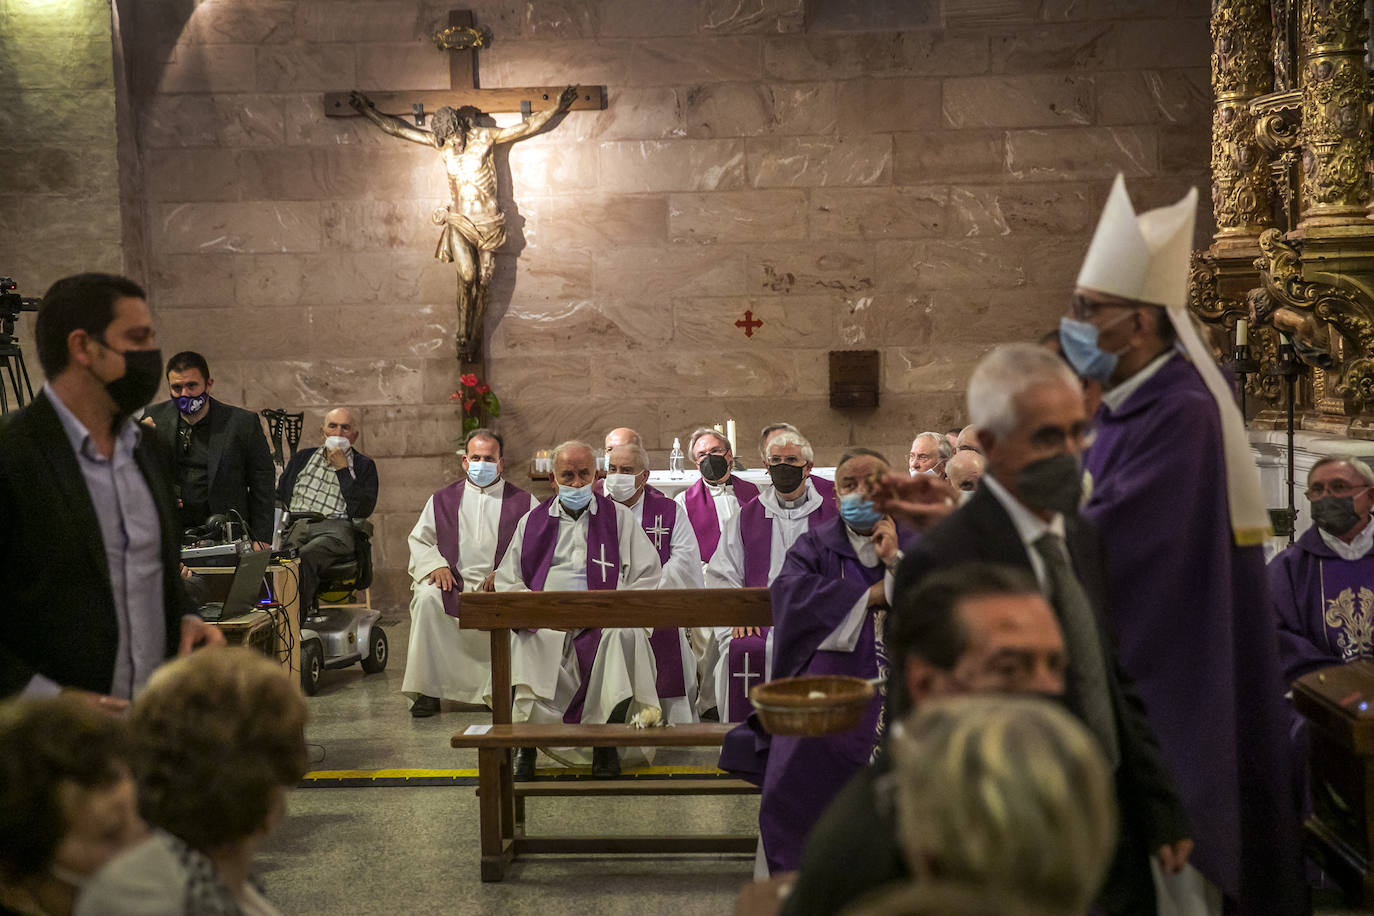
[[1236, 318, 1248, 347], [727, 419, 737, 451]]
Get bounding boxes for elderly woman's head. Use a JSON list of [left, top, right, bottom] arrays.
[[889, 695, 1117, 915], [0, 695, 144, 916], [130, 648, 307, 853]]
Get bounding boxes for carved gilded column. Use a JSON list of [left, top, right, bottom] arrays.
[[1297, 0, 1371, 227], [1211, 0, 1274, 241]]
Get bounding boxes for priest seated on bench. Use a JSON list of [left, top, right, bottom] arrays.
[[492, 439, 663, 779]]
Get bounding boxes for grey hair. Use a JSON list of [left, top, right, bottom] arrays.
[[1309, 456, 1374, 487], [608, 441, 650, 475], [688, 426, 730, 458], [968, 344, 1083, 439], [767, 429, 813, 463], [759, 422, 801, 461], [891, 695, 1118, 914], [913, 431, 951, 462], [551, 439, 595, 468]]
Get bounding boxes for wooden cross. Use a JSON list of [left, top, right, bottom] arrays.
[[735, 310, 764, 338], [321, 9, 607, 396]]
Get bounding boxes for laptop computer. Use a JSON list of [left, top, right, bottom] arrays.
[[199, 548, 273, 622]]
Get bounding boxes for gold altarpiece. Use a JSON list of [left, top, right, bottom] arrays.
[[1193, 0, 1374, 438]]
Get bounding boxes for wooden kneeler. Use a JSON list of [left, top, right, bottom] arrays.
[[453, 588, 772, 881]]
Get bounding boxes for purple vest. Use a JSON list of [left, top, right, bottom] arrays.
[[432, 478, 530, 619], [737, 486, 838, 588], [683, 475, 760, 562], [518, 492, 622, 591]]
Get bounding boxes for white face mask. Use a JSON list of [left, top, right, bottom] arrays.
[[325, 435, 350, 453], [604, 473, 639, 503]]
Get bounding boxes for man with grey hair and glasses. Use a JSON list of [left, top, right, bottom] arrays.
[[907, 431, 950, 478]]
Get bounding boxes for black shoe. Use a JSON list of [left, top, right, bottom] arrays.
[[513, 747, 537, 780], [700, 706, 719, 722], [410, 694, 440, 718], [591, 747, 621, 779]]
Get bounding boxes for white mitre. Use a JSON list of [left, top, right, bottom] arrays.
[[1078, 173, 1271, 546], [1077, 174, 1196, 308]]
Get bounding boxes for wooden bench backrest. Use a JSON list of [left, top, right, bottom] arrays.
[[458, 588, 772, 630]]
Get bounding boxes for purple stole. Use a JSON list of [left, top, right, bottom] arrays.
[[640, 489, 688, 700], [1312, 553, 1374, 664], [518, 492, 621, 723], [727, 488, 837, 720], [433, 479, 529, 619], [683, 476, 760, 562]]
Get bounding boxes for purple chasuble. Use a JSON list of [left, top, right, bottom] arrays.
[[517, 493, 621, 724], [1083, 354, 1303, 913], [432, 479, 529, 619], [722, 518, 919, 873], [683, 475, 760, 562], [1269, 524, 1374, 684], [639, 489, 688, 700]]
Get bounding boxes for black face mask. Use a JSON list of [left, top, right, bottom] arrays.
[[101, 346, 164, 417], [768, 463, 806, 494], [1016, 453, 1082, 516], [1312, 495, 1363, 536], [699, 454, 730, 483]]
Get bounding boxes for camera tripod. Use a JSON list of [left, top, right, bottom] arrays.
[[0, 333, 34, 414]]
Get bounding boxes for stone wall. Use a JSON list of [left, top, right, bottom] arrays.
[[25, 0, 1211, 606]]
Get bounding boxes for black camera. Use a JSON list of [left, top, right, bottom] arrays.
[[0, 278, 40, 338]]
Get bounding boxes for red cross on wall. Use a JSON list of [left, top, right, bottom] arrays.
[[736, 310, 763, 338]]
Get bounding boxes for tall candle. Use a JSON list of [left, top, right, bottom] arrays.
[[1236, 318, 1248, 347], [726, 419, 737, 451]]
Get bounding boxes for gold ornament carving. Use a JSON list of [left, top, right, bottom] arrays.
[[1296, 0, 1371, 222], [1210, 0, 1274, 237], [1299, 0, 1366, 48]]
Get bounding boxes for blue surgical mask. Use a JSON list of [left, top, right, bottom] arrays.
[[172, 392, 207, 416], [466, 459, 499, 487], [1058, 312, 1133, 383], [558, 483, 593, 511], [839, 492, 883, 530]]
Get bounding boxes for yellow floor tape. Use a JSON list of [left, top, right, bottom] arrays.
[[303, 763, 729, 781]]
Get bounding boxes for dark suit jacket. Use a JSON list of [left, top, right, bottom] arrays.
[[276, 446, 378, 519], [891, 485, 1190, 915], [145, 397, 276, 541], [0, 391, 196, 697]]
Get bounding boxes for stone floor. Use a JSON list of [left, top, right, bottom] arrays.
[[257, 612, 758, 915]]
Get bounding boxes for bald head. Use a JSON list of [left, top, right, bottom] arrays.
[[604, 428, 642, 453], [323, 407, 359, 446], [947, 450, 985, 492], [956, 424, 982, 455]]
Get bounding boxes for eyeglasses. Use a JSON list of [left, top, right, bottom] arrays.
[[766, 455, 806, 467], [1306, 481, 1372, 499], [694, 446, 729, 461]]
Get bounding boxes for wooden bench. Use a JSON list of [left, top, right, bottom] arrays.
[[453, 588, 772, 881]]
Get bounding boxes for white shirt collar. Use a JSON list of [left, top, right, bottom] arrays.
[[982, 473, 1066, 547], [762, 478, 821, 518], [1101, 349, 1176, 413], [45, 383, 140, 460], [1320, 521, 1374, 561], [471, 476, 504, 496], [844, 523, 879, 567]]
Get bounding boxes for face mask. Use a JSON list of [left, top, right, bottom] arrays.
[[559, 483, 593, 511], [324, 435, 351, 453], [604, 472, 639, 503], [768, 462, 806, 494], [100, 346, 163, 417], [1016, 453, 1083, 516], [839, 492, 883, 530], [172, 393, 207, 416], [698, 454, 730, 483], [466, 459, 499, 487], [1058, 310, 1137, 383], [1312, 495, 1363, 536]]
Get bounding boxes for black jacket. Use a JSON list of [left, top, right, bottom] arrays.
[[276, 446, 378, 519], [144, 397, 276, 541], [784, 486, 1190, 916], [0, 391, 195, 697]]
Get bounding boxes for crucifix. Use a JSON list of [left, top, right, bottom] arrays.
[[644, 515, 669, 552], [591, 543, 616, 585], [323, 10, 606, 384], [735, 309, 764, 338]]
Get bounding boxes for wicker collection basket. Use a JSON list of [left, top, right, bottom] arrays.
[[749, 675, 876, 736]]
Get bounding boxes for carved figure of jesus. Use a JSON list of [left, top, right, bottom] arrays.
[[348, 86, 578, 361]]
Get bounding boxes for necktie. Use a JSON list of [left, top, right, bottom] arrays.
[[1033, 532, 1121, 768]]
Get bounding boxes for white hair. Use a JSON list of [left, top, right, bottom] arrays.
[[967, 344, 1083, 438], [767, 429, 813, 463], [912, 431, 951, 462], [608, 441, 650, 474], [688, 426, 730, 458], [1309, 456, 1374, 487], [551, 439, 595, 468]]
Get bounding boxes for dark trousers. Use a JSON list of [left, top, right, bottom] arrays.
[[287, 518, 356, 612]]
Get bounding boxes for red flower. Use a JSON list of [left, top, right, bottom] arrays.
[[449, 391, 461, 401], [461, 373, 479, 387], [476, 383, 491, 395], [463, 399, 476, 411]]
